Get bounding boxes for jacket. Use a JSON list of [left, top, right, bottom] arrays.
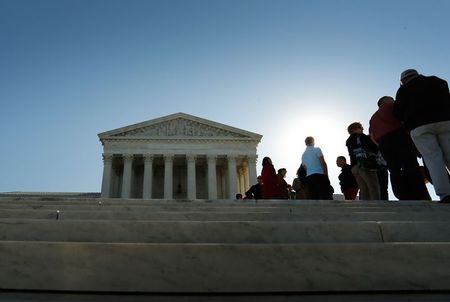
[[394, 75, 450, 130], [346, 133, 379, 166], [339, 164, 358, 190], [261, 164, 278, 199]]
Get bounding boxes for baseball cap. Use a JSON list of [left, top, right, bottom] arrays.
[[400, 69, 419, 81]]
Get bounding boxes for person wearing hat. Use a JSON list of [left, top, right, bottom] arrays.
[[394, 69, 450, 203]]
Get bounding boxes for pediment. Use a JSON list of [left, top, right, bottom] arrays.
[[98, 113, 262, 141]]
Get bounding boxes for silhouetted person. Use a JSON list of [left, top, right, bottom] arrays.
[[275, 168, 289, 199], [245, 175, 263, 199], [261, 157, 278, 199], [292, 165, 309, 199], [301, 136, 333, 200], [394, 69, 450, 202], [346, 122, 380, 200], [336, 156, 358, 200], [370, 96, 430, 200]]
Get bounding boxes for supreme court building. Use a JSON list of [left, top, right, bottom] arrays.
[[98, 113, 262, 199]]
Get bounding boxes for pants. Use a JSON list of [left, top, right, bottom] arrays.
[[377, 168, 389, 200], [351, 165, 380, 200], [379, 129, 431, 200], [410, 120, 450, 200], [305, 173, 333, 200], [343, 187, 358, 200]]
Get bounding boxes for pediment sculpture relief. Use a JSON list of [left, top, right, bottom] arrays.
[[113, 118, 247, 138]]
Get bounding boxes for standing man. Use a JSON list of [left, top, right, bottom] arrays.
[[336, 156, 359, 200], [370, 96, 430, 200], [301, 136, 333, 200], [394, 69, 450, 203]]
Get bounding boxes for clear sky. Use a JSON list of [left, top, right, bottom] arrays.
[[1, 0, 449, 199]]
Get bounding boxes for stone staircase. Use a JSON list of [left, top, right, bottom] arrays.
[[1, 196, 450, 298]]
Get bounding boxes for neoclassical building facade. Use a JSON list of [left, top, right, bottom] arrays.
[[98, 113, 262, 199]]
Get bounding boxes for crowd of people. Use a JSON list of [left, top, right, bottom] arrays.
[[244, 69, 450, 203]]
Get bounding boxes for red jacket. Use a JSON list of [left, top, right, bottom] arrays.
[[369, 102, 403, 142]]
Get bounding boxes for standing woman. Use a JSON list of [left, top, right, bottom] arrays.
[[261, 157, 278, 199]]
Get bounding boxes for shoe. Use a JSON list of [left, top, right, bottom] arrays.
[[439, 196, 450, 203]]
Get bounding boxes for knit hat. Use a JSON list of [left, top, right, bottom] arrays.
[[400, 69, 419, 81]]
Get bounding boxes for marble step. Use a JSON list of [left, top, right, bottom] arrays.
[[0, 208, 449, 221], [1, 219, 449, 243], [1, 241, 450, 293], [0, 197, 440, 208], [0, 202, 447, 213]]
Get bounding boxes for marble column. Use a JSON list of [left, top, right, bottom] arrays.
[[248, 155, 258, 187], [227, 155, 238, 199], [243, 162, 250, 191], [187, 154, 197, 200], [164, 154, 174, 200], [101, 154, 113, 198], [121, 154, 134, 199], [143, 154, 154, 199], [239, 166, 248, 194], [207, 155, 217, 200]]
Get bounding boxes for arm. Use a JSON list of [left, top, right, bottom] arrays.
[[369, 133, 379, 146], [368, 116, 379, 146], [245, 185, 255, 198], [346, 137, 356, 166], [393, 89, 405, 121], [319, 156, 328, 176], [363, 134, 379, 153]]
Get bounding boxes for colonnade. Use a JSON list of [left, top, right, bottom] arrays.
[[101, 153, 257, 200]]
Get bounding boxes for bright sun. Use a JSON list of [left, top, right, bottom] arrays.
[[261, 109, 353, 191]]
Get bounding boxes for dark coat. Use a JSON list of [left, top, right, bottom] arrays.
[[346, 133, 379, 166], [339, 164, 358, 190], [245, 183, 262, 199], [394, 75, 450, 130]]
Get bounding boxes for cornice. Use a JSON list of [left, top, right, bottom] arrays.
[[98, 112, 263, 141], [101, 137, 261, 144]]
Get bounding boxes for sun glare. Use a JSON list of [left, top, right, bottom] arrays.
[[263, 109, 351, 189]]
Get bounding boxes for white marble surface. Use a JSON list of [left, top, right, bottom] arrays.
[[1, 197, 450, 294], [1, 242, 450, 292], [0, 220, 382, 243], [1, 207, 450, 221]]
